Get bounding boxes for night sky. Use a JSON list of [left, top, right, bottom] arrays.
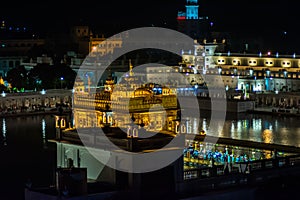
[[0, 1, 296, 31], [1, 0, 299, 50]]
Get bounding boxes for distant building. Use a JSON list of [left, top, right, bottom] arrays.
[[177, 0, 211, 39], [181, 39, 300, 94], [0, 20, 45, 76], [0, 38, 45, 56], [70, 25, 90, 56], [0, 56, 25, 77], [70, 26, 122, 57]]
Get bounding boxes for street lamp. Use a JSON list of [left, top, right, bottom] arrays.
[[125, 114, 139, 152], [60, 77, 64, 89], [254, 76, 257, 92], [104, 104, 112, 126], [249, 69, 254, 77], [173, 118, 187, 135], [218, 67, 222, 75], [283, 70, 288, 91], [265, 69, 270, 91]]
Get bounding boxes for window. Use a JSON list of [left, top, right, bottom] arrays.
[[282, 61, 291, 66], [265, 61, 273, 65], [9, 61, 14, 68], [15, 61, 20, 66]]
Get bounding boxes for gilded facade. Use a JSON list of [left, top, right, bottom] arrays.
[[73, 64, 180, 136]]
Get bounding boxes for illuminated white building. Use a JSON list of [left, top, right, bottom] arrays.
[[181, 39, 300, 93]]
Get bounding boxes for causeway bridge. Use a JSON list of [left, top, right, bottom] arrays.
[[0, 89, 72, 112]]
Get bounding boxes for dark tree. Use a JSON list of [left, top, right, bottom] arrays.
[[28, 63, 76, 90], [53, 63, 77, 89], [6, 65, 28, 91], [28, 63, 56, 89]]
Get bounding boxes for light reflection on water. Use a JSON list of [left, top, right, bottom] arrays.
[[0, 115, 57, 197], [0, 115, 56, 146], [0, 113, 298, 199], [183, 114, 300, 147], [42, 118, 46, 139], [2, 118, 6, 145], [0, 113, 299, 148]]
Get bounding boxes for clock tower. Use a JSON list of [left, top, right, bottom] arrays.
[[177, 0, 210, 39], [186, 0, 199, 19]]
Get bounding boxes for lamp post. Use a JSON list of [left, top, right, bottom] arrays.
[[127, 114, 138, 138], [60, 77, 64, 89], [283, 70, 288, 91], [104, 104, 111, 126], [266, 69, 270, 91], [254, 76, 257, 92], [218, 66, 222, 75], [102, 104, 111, 133], [249, 68, 254, 77], [173, 117, 188, 135], [126, 114, 141, 198], [126, 114, 139, 152]]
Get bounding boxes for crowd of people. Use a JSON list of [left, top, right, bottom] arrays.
[[183, 142, 274, 169]]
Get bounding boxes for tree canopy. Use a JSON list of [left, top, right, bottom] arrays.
[[6, 63, 77, 91]]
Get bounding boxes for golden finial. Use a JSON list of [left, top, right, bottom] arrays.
[[129, 59, 134, 76]]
